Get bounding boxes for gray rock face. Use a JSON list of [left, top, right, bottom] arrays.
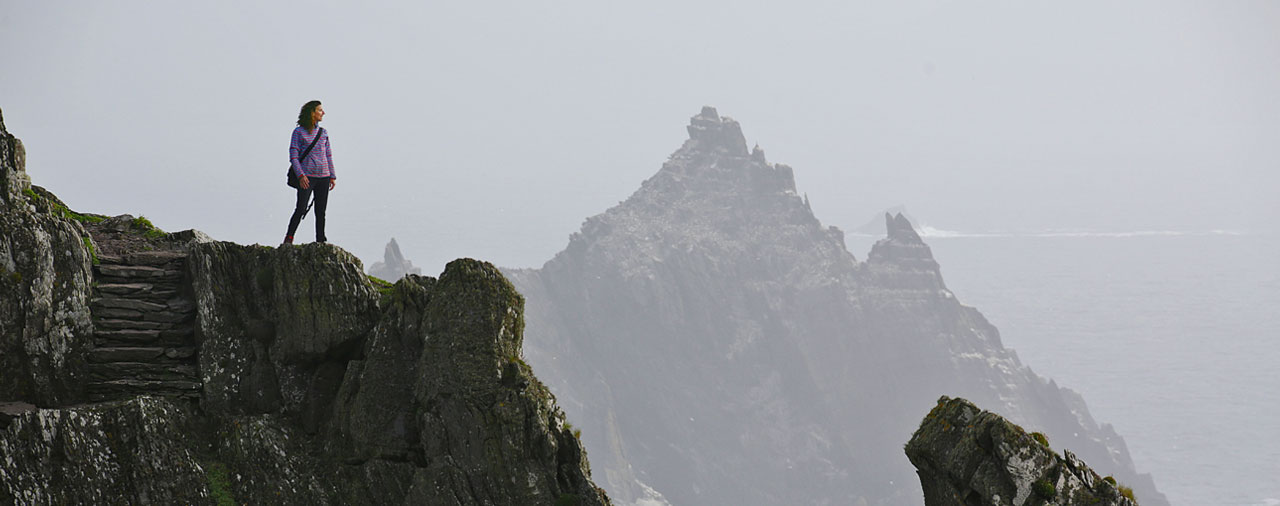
[[506, 107, 1166, 506], [0, 107, 94, 406], [368, 237, 422, 281], [906, 397, 1139, 506], [0, 397, 211, 505], [0, 110, 610, 506]]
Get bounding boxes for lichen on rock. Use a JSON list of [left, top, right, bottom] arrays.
[[905, 396, 1138, 506], [0, 106, 95, 406]]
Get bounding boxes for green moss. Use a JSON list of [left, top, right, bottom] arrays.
[[1033, 479, 1056, 499], [131, 215, 167, 238], [1118, 485, 1136, 502], [203, 461, 237, 506], [1031, 431, 1050, 448], [368, 275, 396, 306], [555, 493, 582, 506], [368, 275, 394, 294], [81, 236, 99, 265], [22, 188, 38, 200]]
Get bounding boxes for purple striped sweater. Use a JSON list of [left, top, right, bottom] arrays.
[[289, 126, 335, 178]]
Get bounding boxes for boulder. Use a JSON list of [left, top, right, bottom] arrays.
[[906, 396, 1139, 506]]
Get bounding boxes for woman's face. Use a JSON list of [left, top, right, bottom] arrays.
[[312, 105, 325, 124]]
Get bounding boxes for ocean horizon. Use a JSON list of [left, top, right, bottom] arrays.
[[848, 230, 1279, 506]]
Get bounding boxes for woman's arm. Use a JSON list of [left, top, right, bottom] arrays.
[[325, 131, 335, 179], [289, 129, 304, 176]]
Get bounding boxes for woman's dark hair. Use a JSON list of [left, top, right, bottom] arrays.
[[297, 100, 322, 131]]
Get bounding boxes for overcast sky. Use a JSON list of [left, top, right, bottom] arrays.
[[2, 1, 1276, 271]]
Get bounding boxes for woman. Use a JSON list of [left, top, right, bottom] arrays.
[[283, 100, 336, 244]]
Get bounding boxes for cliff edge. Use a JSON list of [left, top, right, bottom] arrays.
[[0, 108, 609, 505]]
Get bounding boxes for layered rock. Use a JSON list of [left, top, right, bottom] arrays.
[[507, 107, 1166, 506], [906, 397, 1138, 506], [0, 107, 94, 406], [368, 237, 421, 281], [0, 108, 610, 505]]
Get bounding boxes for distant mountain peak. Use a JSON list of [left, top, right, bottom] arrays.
[[684, 105, 749, 157], [886, 212, 923, 244]]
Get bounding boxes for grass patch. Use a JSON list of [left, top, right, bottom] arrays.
[[1118, 485, 1136, 502], [25, 189, 106, 224], [1031, 431, 1050, 449], [82, 236, 98, 265], [132, 216, 167, 239], [203, 461, 237, 506], [555, 493, 582, 506], [1033, 479, 1056, 499], [368, 275, 395, 297]]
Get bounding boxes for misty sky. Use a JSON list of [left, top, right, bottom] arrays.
[[2, 1, 1276, 271]]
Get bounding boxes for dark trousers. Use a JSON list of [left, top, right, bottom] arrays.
[[286, 177, 331, 242]]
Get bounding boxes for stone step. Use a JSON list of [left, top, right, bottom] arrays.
[[92, 297, 168, 313], [95, 283, 156, 296], [86, 380, 201, 401], [124, 250, 188, 266], [97, 250, 188, 266], [88, 346, 197, 364], [93, 279, 184, 294], [93, 264, 182, 281], [87, 362, 198, 382], [91, 307, 193, 323], [94, 318, 183, 331], [94, 286, 181, 304], [91, 296, 194, 313], [94, 327, 194, 347], [143, 311, 194, 324]]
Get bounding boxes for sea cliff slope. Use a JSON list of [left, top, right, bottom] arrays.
[[0, 107, 610, 506], [506, 107, 1167, 506]]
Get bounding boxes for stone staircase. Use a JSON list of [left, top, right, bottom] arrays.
[[88, 250, 200, 402]]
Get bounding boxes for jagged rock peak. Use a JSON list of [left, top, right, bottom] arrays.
[[0, 106, 26, 194], [368, 237, 421, 281], [886, 213, 923, 243], [685, 105, 749, 156], [906, 397, 1138, 506]]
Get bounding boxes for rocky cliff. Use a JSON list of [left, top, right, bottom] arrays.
[[0, 108, 609, 505], [906, 397, 1139, 506], [506, 107, 1166, 506]]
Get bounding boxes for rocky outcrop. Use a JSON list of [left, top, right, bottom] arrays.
[[368, 237, 421, 281], [0, 107, 610, 505], [507, 107, 1166, 506], [0, 107, 94, 406], [906, 397, 1139, 506]]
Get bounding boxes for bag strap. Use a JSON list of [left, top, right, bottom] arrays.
[[295, 127, 325, 174]]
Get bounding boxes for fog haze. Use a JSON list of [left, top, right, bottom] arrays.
[[2, 1, 1276, 270]]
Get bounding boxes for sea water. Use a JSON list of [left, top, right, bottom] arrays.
[[848, 232, 1279, 506]]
